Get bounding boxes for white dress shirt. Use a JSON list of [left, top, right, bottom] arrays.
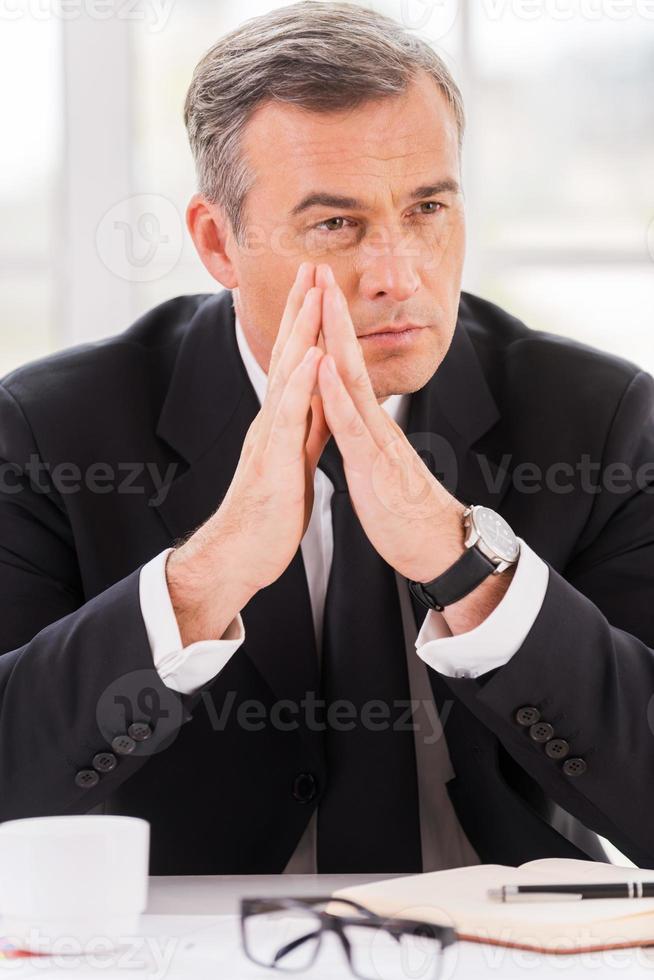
[[138, 300, 550, 872]]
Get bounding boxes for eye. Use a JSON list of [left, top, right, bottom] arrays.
[[313, 216, 356, 233], [312, 202, 446, 234], [415, 201, 445, 215]]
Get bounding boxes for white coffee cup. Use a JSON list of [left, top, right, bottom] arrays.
[[0, 815, 149, 952]]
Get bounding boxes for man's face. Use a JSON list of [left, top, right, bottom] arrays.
[[226, 70, 464, 399]]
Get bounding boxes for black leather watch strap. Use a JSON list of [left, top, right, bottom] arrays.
[[408, 546, 497, 611]]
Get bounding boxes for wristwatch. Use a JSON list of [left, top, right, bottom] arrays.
[[408, 505, 520, 611]]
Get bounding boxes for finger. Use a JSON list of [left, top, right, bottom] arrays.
[[321, 284, 393, 450], [264, 346, 323, 469], [273, 286, 324, 389], [314, 263, 333, 290], [312, 270, 329, 351], [268, 261, 316, 379], [260, 286, 323, 440], [317, 354, 380, 473]]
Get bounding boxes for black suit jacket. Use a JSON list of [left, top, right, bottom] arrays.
[[1, 289, 653, 873]]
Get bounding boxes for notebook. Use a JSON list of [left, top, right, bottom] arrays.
[[331, 858, 654, 954]]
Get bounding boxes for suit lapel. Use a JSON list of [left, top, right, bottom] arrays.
[[152, 292, 321, 753], [153, 290, 253, 537]]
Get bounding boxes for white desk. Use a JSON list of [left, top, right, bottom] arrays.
[[5, 875, 654, 979], [147, 871, 391, 914]]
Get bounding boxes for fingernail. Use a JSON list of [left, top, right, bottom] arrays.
[[324, 265, 335, 285], [302, 346, 319, 365]]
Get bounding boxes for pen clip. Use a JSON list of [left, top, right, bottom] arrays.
[[488, 887, 584, 903]]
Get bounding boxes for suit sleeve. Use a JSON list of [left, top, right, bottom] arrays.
[[444, 369, 654, 867], [0, 382, 197, 820]]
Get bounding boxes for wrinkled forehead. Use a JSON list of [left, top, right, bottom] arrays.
[[240, 74, 460, 213]]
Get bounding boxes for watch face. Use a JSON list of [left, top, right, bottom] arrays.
[[473, 506, 520, 562]]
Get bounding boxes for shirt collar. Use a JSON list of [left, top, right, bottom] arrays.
[[234, 306, 409, 429]]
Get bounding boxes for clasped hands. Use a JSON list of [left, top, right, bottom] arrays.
[[272, 261, 466, 586]]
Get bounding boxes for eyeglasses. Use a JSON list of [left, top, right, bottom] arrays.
[[240, 895, 457, 980]]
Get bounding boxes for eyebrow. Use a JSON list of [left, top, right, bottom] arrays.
[[289, 179, 461, 217]]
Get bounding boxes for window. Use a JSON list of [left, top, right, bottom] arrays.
[[2, 0, 652, 379], [0, 16, 62, 376], [462, 4, 654, 372]]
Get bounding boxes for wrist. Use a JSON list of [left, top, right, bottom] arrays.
[[165, 536, 254, 646], [408, 502, 467, 584], [408, 504, 520, 620]]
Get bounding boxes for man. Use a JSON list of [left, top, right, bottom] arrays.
[[0, 1, 653, 874]]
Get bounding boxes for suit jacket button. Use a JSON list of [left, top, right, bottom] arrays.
[[127, 722, 152, 742], [563, 757, 587, 777], [529, 721, 554, 742], [111, 735, 136, 756], [75, 769, 99, 789], [292, 772, 317, 803], [545, 738, 570, 760], [92, 752, 117, 773], [515, 706, 540, 726]]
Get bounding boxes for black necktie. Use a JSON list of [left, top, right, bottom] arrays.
[[315, 436, 422, 872]]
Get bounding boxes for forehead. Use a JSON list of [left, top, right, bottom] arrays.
[[241, 72, 459, 205]]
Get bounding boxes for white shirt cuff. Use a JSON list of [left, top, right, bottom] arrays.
[[415, 538, 549, 679], [139, 548, 245, 695]]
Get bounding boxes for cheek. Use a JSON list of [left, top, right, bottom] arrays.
[[237, 250, 294, 314], [425, 214, 464, 270], [234, 276, 286, 352], [423, 248, 464, 313]]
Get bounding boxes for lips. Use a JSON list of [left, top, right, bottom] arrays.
[[358, 323, 425, 338]]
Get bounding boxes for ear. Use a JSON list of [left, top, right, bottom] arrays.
[[186, 194, 238, 288]]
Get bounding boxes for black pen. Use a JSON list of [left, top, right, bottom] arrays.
[[488, 882, 654, 902]]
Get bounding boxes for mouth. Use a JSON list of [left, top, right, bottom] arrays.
[[357, 324, 426, 347]]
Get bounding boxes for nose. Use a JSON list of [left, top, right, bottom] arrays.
[[357, 228, 422, 302]]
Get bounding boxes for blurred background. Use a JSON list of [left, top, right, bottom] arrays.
[[1, 0, 653, 378]]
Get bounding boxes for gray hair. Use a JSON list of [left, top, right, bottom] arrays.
[[184, 0, 465, 244]]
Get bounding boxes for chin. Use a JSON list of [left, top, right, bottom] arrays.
[[365, 330, 450, 397], [368, 353, 442, 400]]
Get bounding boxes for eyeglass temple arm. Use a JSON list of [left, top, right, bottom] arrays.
[[273, 929, 321, 965], [245, 896, 376, 916], [291, 896, 374, 914]]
